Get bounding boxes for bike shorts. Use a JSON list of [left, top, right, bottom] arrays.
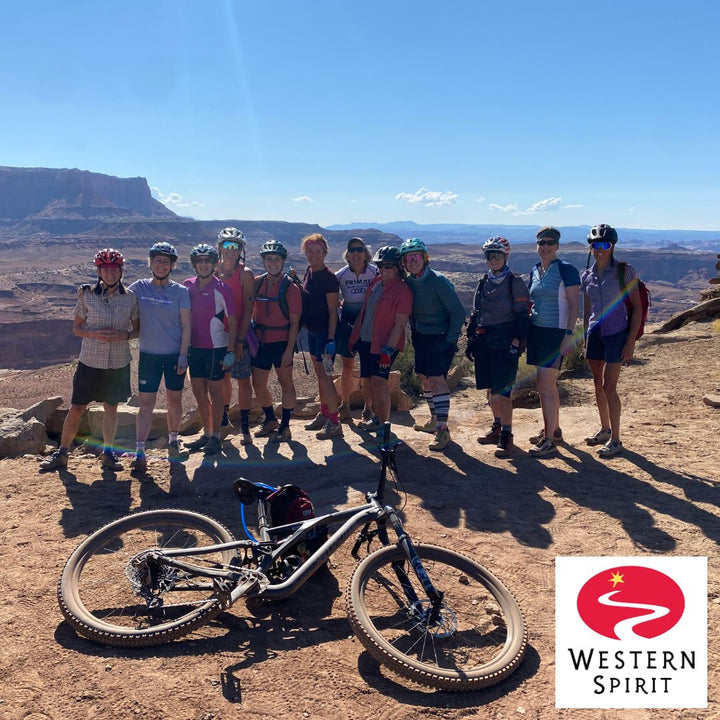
[[355, 340, 398, 380], [411, 330, 455, 378], [188, 347, 226, 382], [585, 326, 627, 364], [231, 338, 252, 379], [251, 341, 290, 371], [335, 316, 356, 359], [138, 351, 186, 394], [473, 342, 519, 397], [526, 325, 565, 369]]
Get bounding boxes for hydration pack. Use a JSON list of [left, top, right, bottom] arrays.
[[618, 262, 651, 339]]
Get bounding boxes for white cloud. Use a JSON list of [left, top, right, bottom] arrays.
[[489, 196, 567, 216], [150, 187, 203, 208], [627, 207, 636, 212], [292, 196, 313, 203], [564, 203, 583, 209], [489, 202, 520, 213], [395, 187, 458, 207], [474, 196, 486, 203]]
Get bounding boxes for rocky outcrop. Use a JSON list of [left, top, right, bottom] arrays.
[[0, 166, 176, 220]]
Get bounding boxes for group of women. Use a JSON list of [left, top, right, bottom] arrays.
[[469, 223, 641, 459]]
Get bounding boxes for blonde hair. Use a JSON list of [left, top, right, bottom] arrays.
[[300, 233, 328, 255]]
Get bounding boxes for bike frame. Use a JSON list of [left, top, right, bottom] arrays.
[[154, 429, 443, 611]]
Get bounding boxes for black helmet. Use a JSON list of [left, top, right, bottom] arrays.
[[259, 240, 288, 259], [587, 224, 618, 244], [149, 241, 178, 261], [372, 246, 402, 265], [190, 243, 219, 266]]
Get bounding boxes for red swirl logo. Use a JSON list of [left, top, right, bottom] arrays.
[[577, 566, 685, 640]]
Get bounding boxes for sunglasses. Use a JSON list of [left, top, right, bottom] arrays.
[[590, 241, 613, 251], [378, 262, 398, 269], [222, 241, 241, 250], [536, 239, 558, 247], [347, 246, 366, 253], [485, 252, 505, 261]]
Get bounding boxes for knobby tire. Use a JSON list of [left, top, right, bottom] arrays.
[[346, 543, 526, 691], [58, 509, 237, 647]]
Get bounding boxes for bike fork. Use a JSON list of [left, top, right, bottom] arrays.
[[386, 510, 445, 622]]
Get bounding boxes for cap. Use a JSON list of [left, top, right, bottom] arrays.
[[536, 226, 561, 242]]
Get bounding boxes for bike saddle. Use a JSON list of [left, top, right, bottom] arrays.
[[232, 477, 276, 505]]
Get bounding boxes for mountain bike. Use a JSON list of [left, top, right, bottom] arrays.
[[58, 425, 527, 691]]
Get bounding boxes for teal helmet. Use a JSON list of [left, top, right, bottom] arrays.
[[400, 237, 427, 256], [190, 243, 219, 266]]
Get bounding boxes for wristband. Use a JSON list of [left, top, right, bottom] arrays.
[[381, 345, 395, 356]]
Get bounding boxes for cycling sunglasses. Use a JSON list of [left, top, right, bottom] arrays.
[[536, 239, 558, 246], [590, 241, 613, 250], [378, 262, 398, 269], [347, 246, 366, 253], [222, 241, 241, 250]]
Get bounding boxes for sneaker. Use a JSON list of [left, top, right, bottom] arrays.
[[130, 453, 147, 474], [168, 441, 188, 460], [203, 436, 222, 455], [413, 416, 437, 433], [337, 403, 352, 422], [101, 451, 123, 471], [360, 408, 374, 424], [529, 437, 557, 458], [39, 449, 68, 472], [529, 427, 563, 445], [316, 420, 343, 440], [270, 425, 292, 443], [304, 413, 327, 431], [358, 415, 381, 432], [477, 423, 501, 445], [254, 419, 279, 437], [597, 439, 623, 458], [186, 435, 209, 452], [429, 427, 450, 451], [494, 431, 514, 458], [240, 431, 253, 446], [585, 428, 611, 446]]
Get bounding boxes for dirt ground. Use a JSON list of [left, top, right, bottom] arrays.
[[0, 321, 719, 720]]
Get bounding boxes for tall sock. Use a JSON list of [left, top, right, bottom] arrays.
[[279, 407, 293, 429], [320, 403, 329, 417], [240, 409, 250, 433], [433, 393, 450, 428], [262, 405, 275, 423]]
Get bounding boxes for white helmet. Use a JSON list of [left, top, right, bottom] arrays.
[[482, 236, 510, 256], [218, 227, 246, 246]]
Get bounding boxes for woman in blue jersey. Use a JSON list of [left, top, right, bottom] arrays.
[[526, 226, 580, 458], [335, 237, 378, 423]]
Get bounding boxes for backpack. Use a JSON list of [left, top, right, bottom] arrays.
[[468, 272, 531, 351], [254, 273, 298, 326], [266, 484, 328, 559], [618, 262, 651, 339]]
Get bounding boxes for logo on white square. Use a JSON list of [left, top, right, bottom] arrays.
[[555, 556, 707, 709]]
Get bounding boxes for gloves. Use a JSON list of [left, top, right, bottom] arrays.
[[324, 340, 336, 356], [222, 351, 235, 369], [379, 345, 394, 369], [176, 353, 188, 374]]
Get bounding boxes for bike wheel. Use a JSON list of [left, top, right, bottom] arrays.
[[346, 543, 526, 691], [58, 509, 237, 647]]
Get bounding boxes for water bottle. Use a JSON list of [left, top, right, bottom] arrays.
[[322, 354, 334, 376]]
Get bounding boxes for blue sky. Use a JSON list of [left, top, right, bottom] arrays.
[[2, 0, 718, 230]]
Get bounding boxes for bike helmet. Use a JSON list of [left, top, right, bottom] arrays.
[[587, 224, 618, 244], [218, 227, 246, 245], [148, 241, 178, 261], [399, 237, 427, 255], [190, 243, 219, 266], [259, 240, 288, 259], [482, 236, 511, 256], [372, 246, 402, 265], [94, 248, 124, 268]]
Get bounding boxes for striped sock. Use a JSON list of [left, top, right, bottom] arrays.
[[424, 390, 435, 417], [434, 393, 450, 428]]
